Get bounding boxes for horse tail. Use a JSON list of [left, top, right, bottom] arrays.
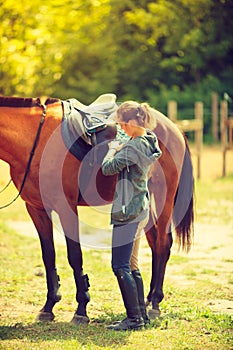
[[172, 137, 194, 252]]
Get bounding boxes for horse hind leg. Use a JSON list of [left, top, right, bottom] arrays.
[[144, 211, 158, 305], [145, 213, 163, 318], [26, 203, 61, 322], [145, 204, 173, 319]]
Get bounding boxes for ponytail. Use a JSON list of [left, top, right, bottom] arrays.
[[137, 103, 156, 130]]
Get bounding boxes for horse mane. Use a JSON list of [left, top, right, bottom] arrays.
[[0, 96, 61, 107], [0, 96, 41, 107], [45, 98, 60, 105]]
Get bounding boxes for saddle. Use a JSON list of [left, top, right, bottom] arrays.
[[61, 93, 118, 160], [70, 94, 118, 133]]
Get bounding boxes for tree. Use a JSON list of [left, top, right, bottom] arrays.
[[118, 0, 233, 91], [0, 0, 232, 104]]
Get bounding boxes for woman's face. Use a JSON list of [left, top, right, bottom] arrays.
[[118, 121, 127, 132], [117, 119, 140, 138]]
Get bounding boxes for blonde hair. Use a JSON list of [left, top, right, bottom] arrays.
[[116, 101, 156, 130]]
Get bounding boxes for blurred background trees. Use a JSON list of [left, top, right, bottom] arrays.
[[1, 0, 232, 138]]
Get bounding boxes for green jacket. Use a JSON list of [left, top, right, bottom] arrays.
[[101, 130, 162, 225]]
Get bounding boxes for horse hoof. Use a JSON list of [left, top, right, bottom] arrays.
[[36, 311, 55, 322], [148, 308, 161, 319], [70, 314, 90, 325]]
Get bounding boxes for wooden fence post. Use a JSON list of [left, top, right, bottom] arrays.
[[195, 102, 203, 179], [168, 101, 177, 122], [220, 100, 228, 177], [212, 92, 218, 142], [167, 100, 204, 179]]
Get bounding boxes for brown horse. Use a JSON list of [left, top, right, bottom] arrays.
[[0, 95, 194, 324]]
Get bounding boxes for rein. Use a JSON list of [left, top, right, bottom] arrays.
[[0, 103, 47, 209]]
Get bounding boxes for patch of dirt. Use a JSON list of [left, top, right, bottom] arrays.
[[190, 144, 233, 179], [207, 299, 233, 315]]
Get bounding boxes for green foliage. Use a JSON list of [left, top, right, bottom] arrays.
[[0, 0, 232, 137]]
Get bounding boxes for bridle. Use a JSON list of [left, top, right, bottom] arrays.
[[0, 103, 47, 209]]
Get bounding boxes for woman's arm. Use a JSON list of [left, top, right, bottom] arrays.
[[101, 142, 127, 176]]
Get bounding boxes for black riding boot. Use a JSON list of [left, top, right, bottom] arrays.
[[132, 269, 150, 325], [107, 269, 144, 331]]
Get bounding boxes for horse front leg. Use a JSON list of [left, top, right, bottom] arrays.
[[26, 203, 61, 321], [65, 237, 90, 324], [58, 207, 90, 325]]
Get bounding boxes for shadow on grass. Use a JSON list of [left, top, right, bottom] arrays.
[[0, 314, 161, 347], [0, 321, 128, 347]]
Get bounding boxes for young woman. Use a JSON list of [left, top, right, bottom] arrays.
[[101, 101, 162, 331]]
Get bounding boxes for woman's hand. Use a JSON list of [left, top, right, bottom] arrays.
[[108, 141, 124, 152]]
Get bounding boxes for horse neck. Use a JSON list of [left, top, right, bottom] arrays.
[[0, 106, 42, 166]]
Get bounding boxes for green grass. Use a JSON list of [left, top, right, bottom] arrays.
[[195, 175, 233, 224], [0, 223, 232, 349], [0, 174, 233, 349]]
